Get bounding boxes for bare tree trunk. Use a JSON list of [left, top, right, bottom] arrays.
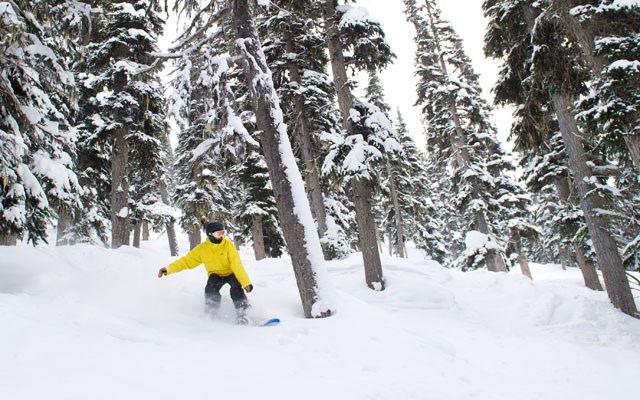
[[233, 0, 333, 317], [510, 228, 532, 279], [552, 93, 637, 316], [142, 222, 150, 241], [554, 177, 604, 288], [573, 242, 604, 291], [559, 246, 570, 270], [133, 222, 141, 248], [0, 233, 18, 246], [474, 208, 507, 272], [56, 207, 74, 246], [375, 228, 384, 253], [158, 177, 178, 256], [165, 223, 178, 256], [322, 0, 385, 290], [518, 250, 531, 278], [251, 214, 266, 261], [110, 69, 130, 249], [188, 228, 201, 250], [385, 159, 405, 258], [352, 178, 385, 288], [283, 28, 332, 259], [623, 135, 640, 172]]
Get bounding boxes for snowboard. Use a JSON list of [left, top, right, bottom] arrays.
[[235, 315, 280, 327], [259, 318, 280, 327]]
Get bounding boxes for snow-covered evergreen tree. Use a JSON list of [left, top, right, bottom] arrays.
[[555, 0, 640, 172], [72, 69, 112, 246], [237, 148, 285, 259], [364, 71, 406, 258], [404, 0, 533, 272], [235, 0, 336, 317], [168, 1, 254, 249], [259, 0, 350, 259], [394, 111, 448, 262], [72, 0, 172, 248], [103, 2, 179, 253], [363, 71, 446, 261], [320, 0, 399, 289], [0, 0, 82, 245], [128, 81, 177, 252], [483, 0, 636, 316], [363, 71, 389, 115], [563, 0, 640, 270], [484, 0, 605, 289]]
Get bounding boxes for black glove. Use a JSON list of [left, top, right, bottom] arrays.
[[158, 267, 167, 278], [244, 284, 253, 293]]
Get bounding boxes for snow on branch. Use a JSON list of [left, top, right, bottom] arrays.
[[455, 230, 504, 271], [571, 0, 640, 17], [323, 97, 402, 181], [337, 5, 379, 29]]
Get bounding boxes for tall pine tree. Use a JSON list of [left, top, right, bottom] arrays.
[[0, 0, 82, 245], [320, 0, 398, 290], [74, 0, 172, 248], [259, 0, 346, 259], [483, 0, 637, 317], [405, 0, 534, 272]]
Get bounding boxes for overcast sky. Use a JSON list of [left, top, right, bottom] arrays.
[[354, 0, 514, 151]]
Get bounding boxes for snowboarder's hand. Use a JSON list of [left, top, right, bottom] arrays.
[[244, 284, 253, 293], [158, 267, 167, 278]]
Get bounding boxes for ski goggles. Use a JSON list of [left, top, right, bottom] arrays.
[[208, 230, 225, 239]]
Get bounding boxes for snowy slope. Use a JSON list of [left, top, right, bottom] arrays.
[[1, 233, 639, 400]]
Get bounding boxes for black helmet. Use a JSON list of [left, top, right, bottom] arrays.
[[205, 221, 225, 243]]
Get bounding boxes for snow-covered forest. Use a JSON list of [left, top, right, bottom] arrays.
[[2, 1, 640, 398], [2, 0, 640, 320]]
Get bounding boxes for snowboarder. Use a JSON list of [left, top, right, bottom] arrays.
[[158, 221, 253, 324]]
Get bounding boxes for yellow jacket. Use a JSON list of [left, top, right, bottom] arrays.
[[167, 237, 251, 288]]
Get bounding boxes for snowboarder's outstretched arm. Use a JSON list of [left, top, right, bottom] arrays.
[[157, 244, 204, 278]]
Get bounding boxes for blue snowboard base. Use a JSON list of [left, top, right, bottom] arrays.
[[260, 318, 280, 327]]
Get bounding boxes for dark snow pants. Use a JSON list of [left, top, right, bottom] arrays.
[[204, 273, 248, 313]]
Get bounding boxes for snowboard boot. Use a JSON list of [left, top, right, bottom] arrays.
[[235, 304, 249, 325]]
